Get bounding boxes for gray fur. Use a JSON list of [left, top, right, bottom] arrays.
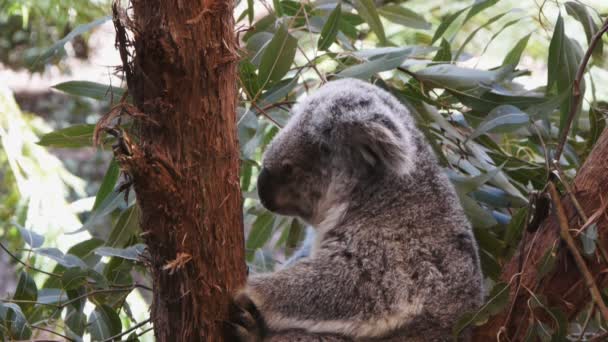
[[232, 79, 483, 341]]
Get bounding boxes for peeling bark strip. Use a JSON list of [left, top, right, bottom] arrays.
[[107, 1, 246, 340], [473, 128, 608, 341]]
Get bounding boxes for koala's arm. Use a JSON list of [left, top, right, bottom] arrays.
[[235, 255, 424, 339]]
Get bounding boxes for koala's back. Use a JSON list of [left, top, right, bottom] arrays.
[[233, 78, 483, 342]]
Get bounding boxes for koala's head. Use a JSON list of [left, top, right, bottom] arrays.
[[257, 78, 417, 224]]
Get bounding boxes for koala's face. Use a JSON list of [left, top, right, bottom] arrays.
[[257, 124, 331, 222], [257, 78, 417, 223]]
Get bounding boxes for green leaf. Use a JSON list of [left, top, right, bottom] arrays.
[[247, 0, 254, 23], [31, 16, 111, 67], [37, 124, 95, 148], [415, 64, 512, 91], [107, 205, 140, 248], [338, 49, 413, 79], [65, 309, 87, 337], [95, 244, 146, 261], [587, 106, 606, 153], [240, 60, 261, 96], [285, 219, 305, 257], [0, 303, 32, 340], [318, 3, 341, 51], [352, 0, 387, 44], [547, 15, 585, 134], [273, 0, 283, 17], [33, 248, 88, 269], [37, 289, 68, 305], [469, 105, 530, 140], [454, 12, 508, 61], [69, 189, 124, 235], [537, 246, 557, 279], [433, 38, 452, 62], [453, 281, 509, 337], [450, 166, 503, 194], [13, 272, 37, 313], [246, 32, 274, 66], [246, 211, 275, 259], [93, 159, 120, 211], [503, 207, 527, 248], [502, 34, 531, 67], [378, 5, 430, 30], [465, 0, 500, 23], [258, 24, 298, 88], [88, 304, 122, 341], [67, 238, 105, 268], [62, 267, 108, 291], [16, 225, 44, 248], [456, 192, 497, 228], [431, 8, 468, 44], [565, 1, 603, 60], [260, 77, 298, 104], [52, 81, 126, 101], [432, 0, 498, 44]]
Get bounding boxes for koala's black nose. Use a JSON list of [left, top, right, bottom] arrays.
[[257, 167, 277, 211]]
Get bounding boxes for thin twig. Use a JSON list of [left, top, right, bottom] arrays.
[[30, 324, 75, 342], [0, 241, 60, 277], [548, 182, 608, 321], [554, 17, 608, 162], [251, 102, 283, 128], [101, 318, 151, 342], [575, 305, 595, 342], [590, 331, 608, 342]]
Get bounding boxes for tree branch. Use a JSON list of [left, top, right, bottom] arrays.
[[554, 17, 608, 161], [548, 182, 608, 321]]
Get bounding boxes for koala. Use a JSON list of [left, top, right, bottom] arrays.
[[228, 78, 484, 341]]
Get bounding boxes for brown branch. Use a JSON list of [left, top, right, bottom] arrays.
[[473, 127, 608, 340], [554, 17, 608, 161], [0, 241, 60, 278], [101, 318, 151, 342], [30, 324, 75, 342], [548, 182, 608, 321]]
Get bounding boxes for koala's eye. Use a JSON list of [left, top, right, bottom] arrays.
[[281, 162, 294, 176], [320, 144, 331, 156]]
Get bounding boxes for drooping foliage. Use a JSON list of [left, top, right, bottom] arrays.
[[1, 0, 608, 340]]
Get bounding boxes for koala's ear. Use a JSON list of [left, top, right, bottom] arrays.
[[343, 120, 412, 175]]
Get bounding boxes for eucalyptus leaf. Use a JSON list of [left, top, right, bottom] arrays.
[[93, 159, 120, 211], [31, 16, 111, 66], [88, 304, 122, 341], [16, 225, 44, 248], [37, 124, 96, 148], [52, 81, 126, 101], [338, 50, 412, 79], [318, 3, 341, 51], [246, 211, 275, 260], [33, 248, 88, 269], [95, 244, 146, 261], [352, 0, 386, 44], [469, 105, 530, 140], [258, 24, 298, 88], [565, 1, 603, 60], [378, 5, 430, 30], [0, 303, 32, 340], [415, 64, 512, 91], [502, 34, 531, 67], [13, 272, 37, 313]]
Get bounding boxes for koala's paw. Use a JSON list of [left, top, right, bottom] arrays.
[[225, 292, 266, 342]]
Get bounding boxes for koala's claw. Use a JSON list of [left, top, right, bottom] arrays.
[[226, 292, 265, 342]]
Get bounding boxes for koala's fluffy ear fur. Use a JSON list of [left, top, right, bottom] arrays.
[[338, 118, 412, 175]]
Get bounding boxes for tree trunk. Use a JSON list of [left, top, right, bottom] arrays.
[[473, 128, 608, 341], [108, 1, 246, 340]]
